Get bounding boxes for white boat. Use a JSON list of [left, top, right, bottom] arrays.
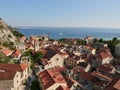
[[59, 33, 63, 35]]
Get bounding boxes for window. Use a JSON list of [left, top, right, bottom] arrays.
[[56, 58, 59, 61], [16, 74, 18, 77]]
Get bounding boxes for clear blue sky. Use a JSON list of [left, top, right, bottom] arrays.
[[0, 0, 120, 28]]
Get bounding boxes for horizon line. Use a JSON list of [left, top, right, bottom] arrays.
[[14, 26, 120, 29]]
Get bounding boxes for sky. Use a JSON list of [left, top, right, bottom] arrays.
[[0, 0, 120, 28]]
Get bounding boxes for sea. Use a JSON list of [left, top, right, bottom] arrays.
[[18, 27, 120, 40]]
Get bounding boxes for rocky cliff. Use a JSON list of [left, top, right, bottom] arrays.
[[0, 19, 17, 42]]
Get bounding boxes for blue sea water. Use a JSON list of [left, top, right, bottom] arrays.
[[18, 27, 120, 40]]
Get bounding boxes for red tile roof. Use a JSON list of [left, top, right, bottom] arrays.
[[92, 71, 112, 81], [99, 53, 109, 60], [72, 66, 94, 81], [97, 64, 113, 73], [38, 67, 66, 89], [0, 63, 27, 80], [65, 77, 76, 88], [72, 66, 84, 74], [2, 49, 12, 56], [38, 70, 55, 89], [80, 71, 94, 81], [98, 48, 112, 60], [38, 67, 75, 90], [20, 64, 28, 71], [0, 71, 16, 80], [12, 49, 21, 57], [104, 79, 120, 90], [84, 46, 95, 51]]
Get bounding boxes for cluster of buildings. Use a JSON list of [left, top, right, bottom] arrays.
[[0, 56, 31, 90], [0, 35, 120, 90], [33, 36, 120, 90]]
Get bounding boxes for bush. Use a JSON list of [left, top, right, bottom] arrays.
[[31, 81, 40, 90], [13, 30, 24, 37], [3, 42, 14, 50]]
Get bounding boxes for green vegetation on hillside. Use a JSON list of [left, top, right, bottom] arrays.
[[8, 26, 24, 38], [12, 30, 24, 37], [3, 41, 15, 50], [23, 50, 43, 63], [0, 53, 11, 63]]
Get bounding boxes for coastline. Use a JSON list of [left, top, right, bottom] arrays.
[[18, 27, 120, 40]]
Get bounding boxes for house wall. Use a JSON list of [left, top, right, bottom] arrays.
[[13, 72, 22, 90], [0, 65, 30, 90], [102, 57, 113, 65], [92, 49, 96, 55], [13, 67, 30, 90], [16, 43, 26, 51], [115, 46, 120, 57], [22, 66, 31, 81], [47, 83, 67, 90], [50, 54, 64, 67], [85, 64, 91, 72], [44, 63, 52, 69]]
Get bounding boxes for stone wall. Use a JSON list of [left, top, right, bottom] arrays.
[[0, 80, 13, 90]]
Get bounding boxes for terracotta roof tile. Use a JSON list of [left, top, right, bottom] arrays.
[[104, 79, 120, 90], [98, 48, 112, 60], [97, 64, 113, 73], [92, 71, 112, 81], [12, 49, 21, 57], [38, 67, 75, 90], [0, 63, 27, 80], [44, 47, 57, 59], [2, 49, 12, 56]]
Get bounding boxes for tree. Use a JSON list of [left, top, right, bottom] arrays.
[[3, 42, 14, 50], [108, 37, 120, 54], [99, 38, 104, 43], [77, 39, 85, 45], [23, 50, 33, 61], [93, 38, 99, 43], [113, 37, 118, 41], [33, 52, 43, 63], [13, 30, 24, 37]]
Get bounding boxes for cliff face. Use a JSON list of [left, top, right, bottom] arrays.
[[0, 19, 17, 42]]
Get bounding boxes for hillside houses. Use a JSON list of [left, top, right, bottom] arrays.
[[1, 35, 120, 90]]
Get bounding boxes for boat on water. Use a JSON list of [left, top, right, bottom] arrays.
[[59, 33, 63, 35]]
